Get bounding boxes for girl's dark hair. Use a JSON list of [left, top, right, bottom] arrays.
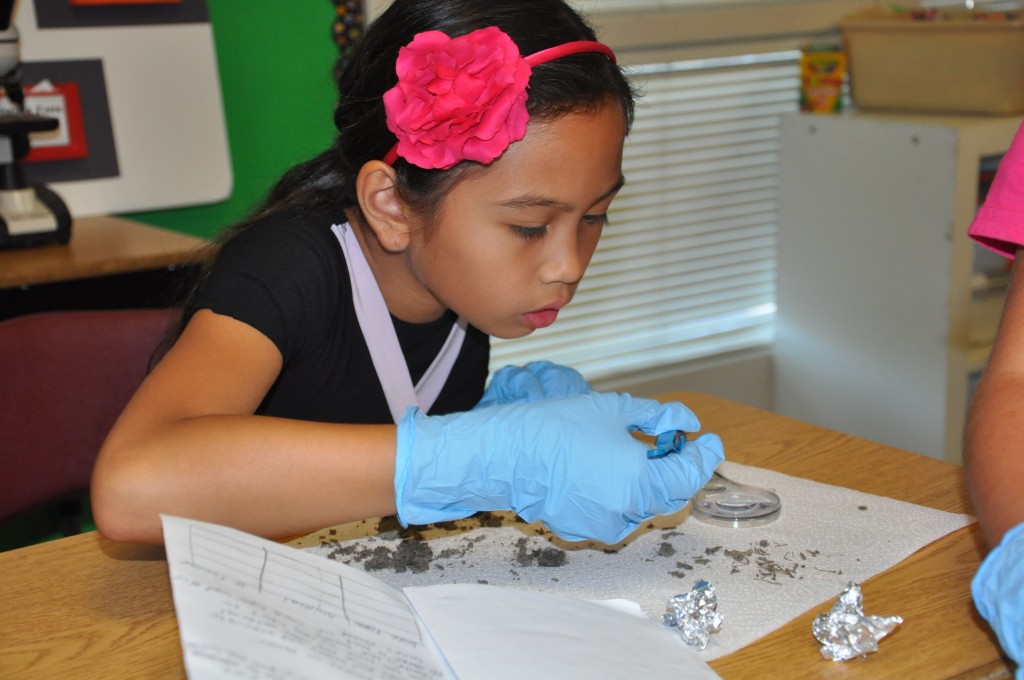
[[245, 0, 635, 228]]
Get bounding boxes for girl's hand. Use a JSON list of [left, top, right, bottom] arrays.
[[396, 392, 724, 544], [474, 361, 592, 409]]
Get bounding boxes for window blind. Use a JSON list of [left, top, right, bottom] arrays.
[[490, 53, 801, 379]]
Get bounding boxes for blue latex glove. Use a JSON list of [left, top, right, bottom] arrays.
[[395, 392, 724, 544], [973, 521, 1024, 678], [475, 361, 592, 409]]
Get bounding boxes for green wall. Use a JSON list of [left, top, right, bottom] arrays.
[[121, 3, 339, 239]]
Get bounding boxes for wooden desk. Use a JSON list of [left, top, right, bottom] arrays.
[[0, 216, 209, 290], [0, 216, 210, 322], [0, 392, 1012, 679]]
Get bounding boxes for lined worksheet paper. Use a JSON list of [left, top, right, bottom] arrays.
[[162, 515, 450, 680], [163, 515, 720, 679]]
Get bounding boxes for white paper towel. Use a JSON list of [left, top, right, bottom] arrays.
[[302, 462, 972, 660]]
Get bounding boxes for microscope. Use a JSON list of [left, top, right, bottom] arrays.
[[0, 0, 71, 249]]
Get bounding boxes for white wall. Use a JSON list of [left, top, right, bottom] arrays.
[[592, 347, 774, 410]]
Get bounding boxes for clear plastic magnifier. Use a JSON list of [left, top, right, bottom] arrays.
[[690, 470, 782, 528], [646, 430, 781, 528]]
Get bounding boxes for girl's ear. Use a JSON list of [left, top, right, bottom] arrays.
[[356, 161, 412, 252]]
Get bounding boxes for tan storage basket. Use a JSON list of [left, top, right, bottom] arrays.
[[841, 14, 1024, 114]]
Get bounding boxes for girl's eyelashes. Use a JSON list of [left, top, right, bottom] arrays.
[[510, 215, 609, 240], [511, 224, 548, 240]]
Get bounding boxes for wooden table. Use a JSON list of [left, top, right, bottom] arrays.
[[0, 392, 1012, 679], [0, 216, 209, 290]]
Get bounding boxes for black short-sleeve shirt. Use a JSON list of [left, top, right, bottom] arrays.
[[192, 209, 490, 424]]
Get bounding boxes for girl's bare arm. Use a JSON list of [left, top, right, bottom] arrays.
[[965, 251, 1024, 546], [91, 309, 398, 544]]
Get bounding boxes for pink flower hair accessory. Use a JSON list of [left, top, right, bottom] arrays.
[[382, 26, 616, 170]]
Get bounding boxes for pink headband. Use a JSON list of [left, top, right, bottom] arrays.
[[382, 27, 617, 170]]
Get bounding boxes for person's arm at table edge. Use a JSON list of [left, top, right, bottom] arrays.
[[91, 310, 399, 544], [965, 247, 1024, 546]]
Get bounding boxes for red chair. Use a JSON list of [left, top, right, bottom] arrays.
[[0, 308, 179, 533]]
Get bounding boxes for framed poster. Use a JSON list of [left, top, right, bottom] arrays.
[[16, 1, 229, 215], [13, 81, 90, 163], [34, 0, 205, 28], [13, 60, 119, 185]]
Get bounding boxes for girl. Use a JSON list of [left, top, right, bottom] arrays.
[[91, 0, 724, 546]]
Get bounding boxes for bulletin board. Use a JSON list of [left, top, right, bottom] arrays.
[[11, 0, 231, 217]]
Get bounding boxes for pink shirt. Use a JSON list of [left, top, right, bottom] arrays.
[[969, 121, 1024, 259]]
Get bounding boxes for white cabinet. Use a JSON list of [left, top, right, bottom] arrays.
[[774, 111, 1021, 462]]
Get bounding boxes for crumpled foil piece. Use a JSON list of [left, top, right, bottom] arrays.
[[812, 582, 903, 661], [663, 579, 724, 649]]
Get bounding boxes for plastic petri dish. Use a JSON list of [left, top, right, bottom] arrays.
[[690, 471, 782, 528]]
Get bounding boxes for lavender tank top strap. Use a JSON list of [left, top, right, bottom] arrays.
[[332, 223, 466, 422]]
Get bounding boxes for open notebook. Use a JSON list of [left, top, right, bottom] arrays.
[[161, 515, 719, 679]]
